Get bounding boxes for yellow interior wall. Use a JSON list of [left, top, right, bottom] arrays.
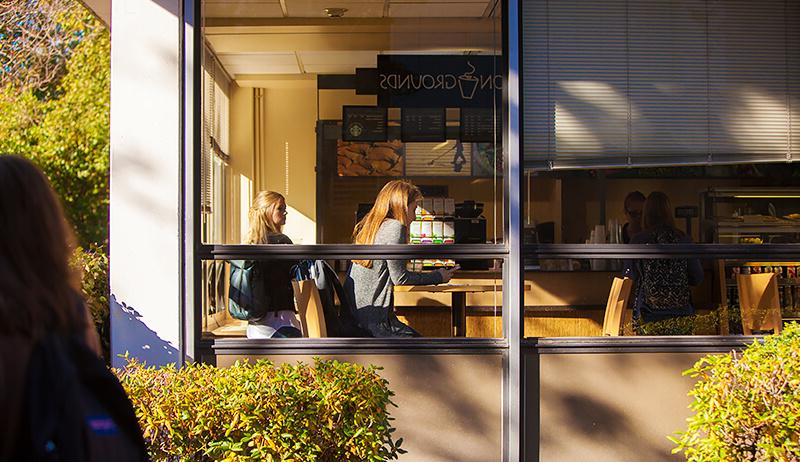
[[260, 85, 318, 243], [228, 84, 254, 244]]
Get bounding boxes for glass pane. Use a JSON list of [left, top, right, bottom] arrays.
[[523, 163, 800, 245], [522, 256, 800, 337], [201, 257, 504, 339], [201, 1, 505, 245]]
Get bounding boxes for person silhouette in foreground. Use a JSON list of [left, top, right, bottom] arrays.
[[0, 155, 148, 462]]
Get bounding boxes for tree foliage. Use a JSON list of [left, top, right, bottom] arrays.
[[0, 0, 109, 246], [0, 0, 86, 93]]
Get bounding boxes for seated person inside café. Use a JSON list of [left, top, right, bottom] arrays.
[[624, 191, 703, 324], [622, 190, 646, 244], [345, 180, 458, 337], [241, 191, 302, 339]]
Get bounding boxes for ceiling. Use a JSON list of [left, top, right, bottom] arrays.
[[203, 0, 501, 79], [203, 0, 498, 19]]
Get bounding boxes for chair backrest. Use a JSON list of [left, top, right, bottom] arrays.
[[736, 273, 782, 335], [602, 277, 633, 336], [292, 280, 327, 338]]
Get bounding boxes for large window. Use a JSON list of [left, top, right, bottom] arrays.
[[520, 0, 800, 338], [198, 0, 508, 340], [522, 164, 800, 337]]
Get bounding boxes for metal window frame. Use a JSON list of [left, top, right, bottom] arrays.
[[190, 3, 516, 342], [524, 243, 800, 260], [190, 3, 518, 460]]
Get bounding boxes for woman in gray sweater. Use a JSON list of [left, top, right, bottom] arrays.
[[345, 180, 457, 337]]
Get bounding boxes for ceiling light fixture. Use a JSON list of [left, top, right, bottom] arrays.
[[324, 7, 347, 18]]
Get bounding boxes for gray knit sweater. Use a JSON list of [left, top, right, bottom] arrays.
[[348, 219, 443, 309]]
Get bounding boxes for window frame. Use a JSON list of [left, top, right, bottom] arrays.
[[192, 0, 516, 350]]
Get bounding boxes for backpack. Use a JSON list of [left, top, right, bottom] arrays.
[[638, 228, 691, 312], [17, 335, 149, 462], [228, 260, 269, 320], [308, 260, 372, 337]]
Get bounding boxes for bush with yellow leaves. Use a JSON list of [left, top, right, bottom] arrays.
[[116, 357, 404, 461]]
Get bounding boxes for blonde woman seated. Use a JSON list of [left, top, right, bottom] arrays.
[[243, 191, 302, 339], [345, 180, 458, 337]]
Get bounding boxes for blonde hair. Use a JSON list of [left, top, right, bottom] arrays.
[[353, 180, 422, 268], [246, 191, 285, 244]]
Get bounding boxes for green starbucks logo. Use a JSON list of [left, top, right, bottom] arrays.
[[348, 122, 364, 138]]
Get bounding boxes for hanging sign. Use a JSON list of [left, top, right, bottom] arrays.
[[370, 55, 502, 108]]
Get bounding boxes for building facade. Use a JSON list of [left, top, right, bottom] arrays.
[[100, 0, 799, 460]]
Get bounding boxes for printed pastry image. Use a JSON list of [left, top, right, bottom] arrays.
[[337, 140, 404, 176]]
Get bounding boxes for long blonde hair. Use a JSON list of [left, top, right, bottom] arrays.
[[353, 180, 421, 268], [246, 191, 285, 244]]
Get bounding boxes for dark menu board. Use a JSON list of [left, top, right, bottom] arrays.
[[342, 106, 388, 142], [401, 108, 446, 142], [460, 108, 500, 142]]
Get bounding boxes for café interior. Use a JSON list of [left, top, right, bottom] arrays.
[[199, 0, 800, 340]]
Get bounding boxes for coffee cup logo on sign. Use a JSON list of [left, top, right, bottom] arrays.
[[458, 62, 480, 100]]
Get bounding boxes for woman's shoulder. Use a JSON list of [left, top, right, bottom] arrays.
[[375, 219, 405, 244], [267, 233, 293, 244], [633, 226, 692, 244]]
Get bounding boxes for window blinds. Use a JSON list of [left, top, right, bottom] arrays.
[[201, 46, 231, 212], [522, 0, 800, 170]]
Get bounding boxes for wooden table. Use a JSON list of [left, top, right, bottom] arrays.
[[395, 284, 502, 337]]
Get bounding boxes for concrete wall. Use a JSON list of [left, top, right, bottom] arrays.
[[109, 0, 183, 366], [526, 351, 703, 462], [217, 353, 504, 462]]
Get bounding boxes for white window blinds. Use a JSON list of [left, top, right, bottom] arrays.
[[522, 0, 800, 170]]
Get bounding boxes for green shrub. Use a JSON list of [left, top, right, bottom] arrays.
[[672, 323, 800, 461], [71, 243, 110, 359], [116, 357, 405, 461]]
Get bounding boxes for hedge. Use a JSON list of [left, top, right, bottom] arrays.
[[672, 323, 800, 461], [116, 358, 405, 461]]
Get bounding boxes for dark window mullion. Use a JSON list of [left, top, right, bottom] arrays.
[[524, 243, 800, 259], [198, 243, 510, 260]]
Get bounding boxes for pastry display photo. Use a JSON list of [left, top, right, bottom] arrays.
[[337, 140, 405, 176]]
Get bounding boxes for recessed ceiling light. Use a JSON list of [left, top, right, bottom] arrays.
[[324, 7, 347, 18]]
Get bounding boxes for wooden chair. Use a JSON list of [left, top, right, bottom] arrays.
[[736, 273, 782, 335], [292, 280, 327, 338], [602, 277, 633, 336]]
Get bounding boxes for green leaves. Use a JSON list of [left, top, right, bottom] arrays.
[[116, 358, 404, 462], [0, 0, 109, 247], [673, 323, 800, 461], [70, 243, 109, 358]]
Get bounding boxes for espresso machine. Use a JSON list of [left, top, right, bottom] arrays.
[[454, 201, 490, 270]]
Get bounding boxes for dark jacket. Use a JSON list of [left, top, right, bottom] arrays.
[[624, 226, 704, 323], [256, 233, 296, 314]]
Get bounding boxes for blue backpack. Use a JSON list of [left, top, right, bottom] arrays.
[[228, 260, 269, 320]]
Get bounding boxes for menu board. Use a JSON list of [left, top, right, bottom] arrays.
[[460, 108, 500, 142], [342, 106, 388, 142], [401, 108, 446, 142]]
